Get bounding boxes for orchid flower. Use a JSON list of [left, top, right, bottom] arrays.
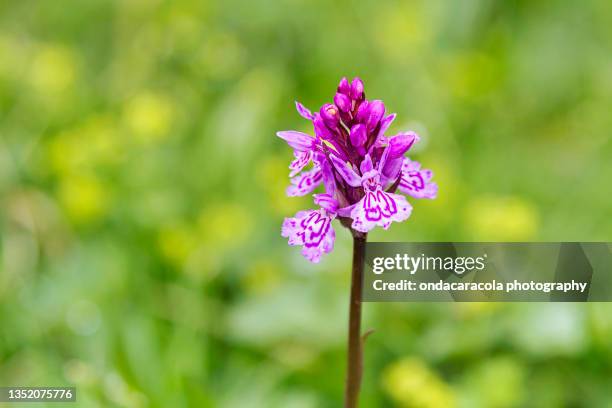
[[329, 152, 413, 233], [281, 194, 338, 263], [277, 77, 437, 262], [398, 158, 438, 199]]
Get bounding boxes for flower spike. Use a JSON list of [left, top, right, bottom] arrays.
[[282, 195, 339, 263], [278, 78, 437, 262]]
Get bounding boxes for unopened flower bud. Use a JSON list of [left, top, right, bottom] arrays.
[[350, 77, 364, 100], [366, 100, 385, 131], [355, 100, 370, 123], [388, 132, 418, 159], [334, 93, 352, 113], [313, 114, 335, 140], [349, 124, 367, 148], [337, 77, 351, 95], [320, 103, 340, 129]]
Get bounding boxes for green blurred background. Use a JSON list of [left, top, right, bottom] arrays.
[[1, 0, 611, 406]]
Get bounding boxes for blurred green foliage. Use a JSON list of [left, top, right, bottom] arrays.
[[1, 0, 612, 406]]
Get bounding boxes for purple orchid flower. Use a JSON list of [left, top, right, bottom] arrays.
[[398, 158, 438, 199], [277, 77, 437, 262], [282, 194, 338, 263], [276, 130, 317, 177], [330, 152, 413, 233]]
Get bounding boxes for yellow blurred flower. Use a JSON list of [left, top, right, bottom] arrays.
[[85, 115, 123, 164], [29, 44, 77, 94], [382, 357, 456, 408], [124, 92, 175, 144], [455, 302, 502, 319], [58, 175, 109, 224], [49, 131, 84, 176], [157, 223, 198, 267], [464, 195, 539, 240], [157, 204, 253, 272], [462, 357, 526, 407], [49, 115, 122, 175]]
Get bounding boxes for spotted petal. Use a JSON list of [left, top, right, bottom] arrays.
[[313, 193, 339, 213], [360, 154, 374, 174], [286, 167, 323, 197], [351, 189, 412, 232], [282, 209, 335, 263], [398, 158, 437, 199], [289, 150, 312, 177], [281, 210, 310, 246]]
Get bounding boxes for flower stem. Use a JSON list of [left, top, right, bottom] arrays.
[[345, 231, 367, 408]]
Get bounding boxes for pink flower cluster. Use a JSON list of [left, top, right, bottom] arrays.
[[279, 77, 437, 262]]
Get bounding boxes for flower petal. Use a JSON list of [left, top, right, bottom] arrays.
[[281, 210, 310, 245], [313, 153, 336, 195], [380, 132, 419, 180], [355, 100, 370, 123], [329, 154, 362, 187], [334, 93, 352, 113], [388, 132, 418, 159], [360, 154, 374, 174], [282, 209, 335, 263], [289, 150, 312, 177], [313, 193, 338, 213], [351, 189, 412, 232], [377, 113, 396, 138], [295, 101, 315, 120], [349, 124, 367, 149], [277, 131, 315, 151], [377, 146, 391, 172], [366, 100, 385, 131], [302, 225, 335, 263], [381, 157, 403, 182], [337, 204, 355, 217], [286, 167, 323, 196], [338, 77, 351, 95], [350, 77, 364, 100], [313, 114, 337, 141], [398, 158, 438, 199]]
